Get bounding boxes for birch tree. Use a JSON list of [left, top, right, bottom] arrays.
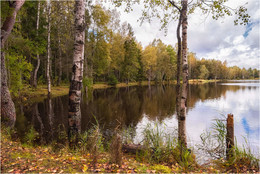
[[32, 0, 41, 88], [68, 0, 85, 145], [46, 0, 51, 95], [1, 0, 25, 127]]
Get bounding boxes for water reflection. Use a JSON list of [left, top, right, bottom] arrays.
[[15, 81, 259, 155]]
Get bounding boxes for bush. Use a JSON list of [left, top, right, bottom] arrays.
[[24, 126, 38, 146], [107, 74, 118, 86], [82, 77, 93, 89]]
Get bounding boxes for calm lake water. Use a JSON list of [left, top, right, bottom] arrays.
[[15, 80, 260, 159]]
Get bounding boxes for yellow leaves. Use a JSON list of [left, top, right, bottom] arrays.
[[82, 164, 88, 172], [142, 45, 158, 69], [68, 156, 76, 161]]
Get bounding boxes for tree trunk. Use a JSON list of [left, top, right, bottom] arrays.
[[57, 33, 62, 86], [226, 114, 234, 160], [33, 1, 41, 88], [1, 0, 25, 127], [176, 12, 182, 89], [46, 1, 51, 95], [68, 0, 85, 146], [179, 0, 188, 148], [148, 68, 151, 88]]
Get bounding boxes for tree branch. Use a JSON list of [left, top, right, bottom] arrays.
[[168, 0, 181, 12]]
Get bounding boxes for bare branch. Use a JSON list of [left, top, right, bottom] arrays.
[[168, 0, 181, 12]]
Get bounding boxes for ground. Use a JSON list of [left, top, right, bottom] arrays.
[[1, 129, 203, 173]]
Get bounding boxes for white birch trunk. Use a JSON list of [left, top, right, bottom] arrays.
[[179, 0, 188, 148], [68, 0, 85, 145], [33, 0, 41, 88], [47, 1, 51, 95], [57, 34, 62, 86]]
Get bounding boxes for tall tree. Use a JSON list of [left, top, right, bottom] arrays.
[[1, 0, 25, 126], [122, 24, 139, 84], [179, 0, 188, 147], [46, 0, 51, 95], [142, 45, 157, 86], [32, 0, 41, 88], [68, 0, 85, 146]]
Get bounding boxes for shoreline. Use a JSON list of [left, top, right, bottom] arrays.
[[13, 79, 247, 104]]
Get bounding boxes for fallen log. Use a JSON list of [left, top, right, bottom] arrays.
[[122, 144, 147, 154]]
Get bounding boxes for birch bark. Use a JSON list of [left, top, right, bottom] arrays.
[[33, 1, 41, 88], [179, 0, 188, 148], [68, 0, 85, 145], [47, 1, 51, 95]]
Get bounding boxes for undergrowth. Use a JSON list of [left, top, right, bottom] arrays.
[[2, 116, 259, 173]]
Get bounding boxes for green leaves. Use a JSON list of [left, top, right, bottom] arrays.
[[7, 53, 32, 96]]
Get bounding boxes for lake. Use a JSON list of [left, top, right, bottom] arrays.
[[15, 80, 259, 160]]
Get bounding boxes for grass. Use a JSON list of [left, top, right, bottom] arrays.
[[189, 79, 220, 84], [198, 118, 259, 173], [137, 121, 197, 171], [1, 126, 176, 173], [2, 120, 259, 173], [15, 85, 69, 104]]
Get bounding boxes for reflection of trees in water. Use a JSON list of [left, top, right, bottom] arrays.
[[81, 86, 178, 132], [188, 84, 242, 110], [15, 84, 253, 144], [15, 96, 68, 144], [81, 87, 144, 134], [46, 96, 55, 139], [142, 85, 177, 120], [33, 103, 44, 144]]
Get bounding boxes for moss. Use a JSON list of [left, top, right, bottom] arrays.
[[150, 164, 172, 173], [10, 152, 35, 159], [136, 165, 148, 173]]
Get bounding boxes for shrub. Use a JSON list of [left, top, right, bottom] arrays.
[[107, 74, 118, 86], [24, 126, 38, 146], [82, 77, 93, 90]]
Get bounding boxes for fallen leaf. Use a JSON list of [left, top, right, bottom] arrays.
[[82, 164, 88, 172]]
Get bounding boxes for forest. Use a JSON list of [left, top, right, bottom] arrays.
[[1, 1, 259, 97], [1, 0, 259, 173]]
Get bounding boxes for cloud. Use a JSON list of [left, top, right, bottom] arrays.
[[188, 0, 260, 69], [100, 0, 259, 69]]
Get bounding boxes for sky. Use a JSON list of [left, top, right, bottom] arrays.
[[99, 0, 260, 69]]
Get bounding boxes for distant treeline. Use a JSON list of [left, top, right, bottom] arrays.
[[1, 1, 259, 95]]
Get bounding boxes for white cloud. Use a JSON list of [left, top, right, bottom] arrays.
[[233, 36, 244, 45], [100, 0, 259, 69]]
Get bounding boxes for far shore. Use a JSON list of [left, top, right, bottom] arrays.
[[14, 79, 256, 104]]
